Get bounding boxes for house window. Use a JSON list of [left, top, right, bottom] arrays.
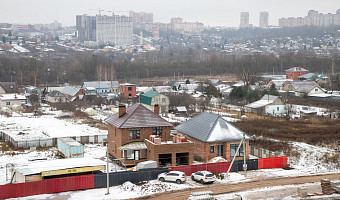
[[126, 150, 134, 160], [129, 128, 140, 139], [152, 127, 162, 138], [154, 98, 158, 103], [277, 107, 279, 111], [230, 144, 244, 157], [116, 89, 119, 92], [129, 93, 132, 96], [315, 88, 318, 92], [161, 106, 166, 113], [121, 150, 124, 158], [6, 102, 10, 106], [210, 146, 214, 153], [162, 98, 166, 102], [128, 87, 132, 91]]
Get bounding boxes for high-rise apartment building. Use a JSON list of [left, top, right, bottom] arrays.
[[259, 12, 269, 28], [96, 15, 133, 45], [129, 10, 153, 28], [76, 15, 96, 41], [76, 14, 133, 45], [240, 12, 249, 28], [170, 18, 204, 34], [279, 9, 340, 27]]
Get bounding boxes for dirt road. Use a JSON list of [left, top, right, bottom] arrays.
[[137, 173, 340, 200]]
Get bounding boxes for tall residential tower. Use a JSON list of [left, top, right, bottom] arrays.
[[240, 12, 249, 28], [259, 12, 269, 28]]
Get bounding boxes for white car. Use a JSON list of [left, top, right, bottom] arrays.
[[191, 171, 216, 184], [158, 171, 186, 184]]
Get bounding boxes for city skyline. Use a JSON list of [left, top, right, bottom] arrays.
[[0, 0, 339, 27]]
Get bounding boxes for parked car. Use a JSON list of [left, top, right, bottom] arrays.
[[158, 171, 186, 184], [191, 171, 215, 184]]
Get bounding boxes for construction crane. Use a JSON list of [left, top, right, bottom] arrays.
[[107, 10, 129, 16], [89, 8, 104, 16]]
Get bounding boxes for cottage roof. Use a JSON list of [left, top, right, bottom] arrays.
[[0, 82, 18, 93], [295, 85, 321, 93], [289, 81, 318, 90], [175, 112, 250, 142], [61, 86, 83, 97], [285, 67, 308, 72], [0, 93, 26, 100], [245, 95, 280, 109], [47, 90, 65, 97], [105, 104, 173, 129], [142, 90, 159, 98], [82, 81, 119, 89], [297, 73, 316, 80]]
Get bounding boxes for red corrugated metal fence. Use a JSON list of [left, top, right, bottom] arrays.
[[0, 174, 94, 199], [258, 156, 288, 169], [169, 161, 232, 176]]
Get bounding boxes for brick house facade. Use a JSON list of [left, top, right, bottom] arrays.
[[285, 67, 308, 80], [106, 104, 193, 167], [175, 112, 250, 162]]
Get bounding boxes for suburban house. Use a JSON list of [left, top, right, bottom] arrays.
[[285, 67, 308, 80], [175, 112, 250, 162], [0, 82, 18, 94], [120, 83, 136, 98], [140, 90, 169, 114], [45, 90, 67, 103], [297, 73, 329, 84], [82, 81, 119, 96], [245, 94, 286, 115], [282, 81, 325, 97], [267, 79, 292, 90], [61, 86, 86, 102], [105, 104, 194, 167], [0, 94, 26, 108]]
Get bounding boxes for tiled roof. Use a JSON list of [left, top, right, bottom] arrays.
[[105, 104, 173, 129], [175, 112, 250, 142]]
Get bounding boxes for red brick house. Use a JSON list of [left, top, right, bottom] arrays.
[[120, 83, 136, 98], [285, 67, 308, 80], [105, 104, 193, 167], [175, 112, 250, 162]]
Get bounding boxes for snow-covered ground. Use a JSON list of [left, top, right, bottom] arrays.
[[0, 111, 107, 141]]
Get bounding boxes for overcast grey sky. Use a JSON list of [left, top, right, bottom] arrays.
[[0, 0, 339, 27]]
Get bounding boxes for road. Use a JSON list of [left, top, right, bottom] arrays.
[[137, 173, 340, 200]]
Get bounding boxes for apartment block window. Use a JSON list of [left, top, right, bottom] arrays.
[[128, 87, 132, 91], [152, 127, 162, 138], [230, 144, 244, 157], [210, 146, 214, 153], [6, 102, 10, 106], [129, 128, 140, 139]]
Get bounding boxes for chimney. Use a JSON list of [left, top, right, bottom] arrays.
[[154, 104, 159, 115], [118, 104, 126, 118]]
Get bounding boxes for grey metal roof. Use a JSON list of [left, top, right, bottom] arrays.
[[297, 73, 316, 79], [289, 81, 318, 90], [61, 86, 83, 96], [285, 67, 308, 72], [47, 90, 65, 97], [82, 81, 119, 89], [175, 112, 250, 142], [105, 104, 173, 129], [0, 82, 18, 93]]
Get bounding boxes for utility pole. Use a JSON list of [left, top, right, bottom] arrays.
[[243, 133, 247, 174], [105, 142, 110, 195]]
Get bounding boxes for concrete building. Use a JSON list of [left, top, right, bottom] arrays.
[[259, 12, 269, 28], [279, 9, 340, 27], [129, 10, 153, 28], [240, 12, 249, 28], [96, 15, 133, 45], [170, 18, 204, 34], [76, 15, 96, 41]]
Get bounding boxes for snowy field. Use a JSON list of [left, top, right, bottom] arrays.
[[0, 110, 107, 141]]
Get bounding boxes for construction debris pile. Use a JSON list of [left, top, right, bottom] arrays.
[[321, 179, 333, 195]]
